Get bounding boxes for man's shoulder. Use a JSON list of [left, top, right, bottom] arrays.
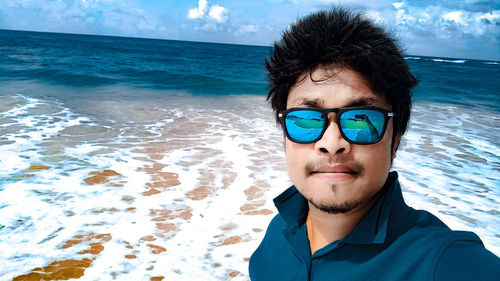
[[434, 239, 500, 280], [395, 221, 483, 256], [387, 208, 500, 279], [391, 207, 483, 250]]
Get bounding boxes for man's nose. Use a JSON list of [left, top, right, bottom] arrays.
[[314, 114, 351, 154]]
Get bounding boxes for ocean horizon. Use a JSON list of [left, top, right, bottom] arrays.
[[1, 29, 499, 281], [2, 28, 498, 62]]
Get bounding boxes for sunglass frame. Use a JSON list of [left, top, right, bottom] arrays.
[[278, 106, 394, 145]]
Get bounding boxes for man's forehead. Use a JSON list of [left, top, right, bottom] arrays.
[[286, 67, 391, 109]]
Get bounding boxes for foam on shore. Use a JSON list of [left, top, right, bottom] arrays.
[[0, 89, 499, 280]]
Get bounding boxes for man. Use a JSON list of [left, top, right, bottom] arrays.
[[249, 7, 500, 281]]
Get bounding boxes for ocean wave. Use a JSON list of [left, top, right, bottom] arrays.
[[484, 61, 500, 65], [431, 58, 466, 64], [404, 56, 421, 60], [0, 68, 118, 87]]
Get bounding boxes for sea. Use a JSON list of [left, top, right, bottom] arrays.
[[0, 29, 499, 281]]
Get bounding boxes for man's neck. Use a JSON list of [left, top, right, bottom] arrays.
[[306, 196, 378, 255]]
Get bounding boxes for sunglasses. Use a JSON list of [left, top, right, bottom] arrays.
[[279, 106, 393, 144]]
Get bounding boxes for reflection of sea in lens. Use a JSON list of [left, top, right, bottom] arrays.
[[286, 111, 324, 142], [341, 110, 383, 142], [287, 111, 324, 128], [296, 118, 323, 128]]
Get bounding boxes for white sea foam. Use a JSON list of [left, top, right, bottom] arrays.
[[0, 91, 498, 280], [394, 102, 500, 255], [431, 58, 466, 64], [404, 56, 421, 60], [0, 96, 93, 175], [0, 93, 289, 280]]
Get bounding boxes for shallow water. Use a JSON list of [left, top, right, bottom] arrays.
[[0, 80, 499, 280], [0, 82, 289, 281]]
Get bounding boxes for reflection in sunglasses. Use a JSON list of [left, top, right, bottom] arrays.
[[287, 115, 323, 129], [282, 108, 390, 144], [352, 114, 379, 140]]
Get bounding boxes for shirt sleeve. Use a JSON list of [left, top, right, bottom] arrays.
[[434, 240, 500, 281]]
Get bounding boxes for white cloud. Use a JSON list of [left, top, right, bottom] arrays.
[[201, 22, 218, 31], [234, 24, 259, 35], [417, 11, 431, 23], [395, 8, 416, 25], [435, 9, 500, 37], [391, 2, 404, 9], [188, 8, 201, 19], [380, 3, 500, 59], [477, 10, 499, 23], [366, 10, 384, 23], [389, 5, 499, 37], [188, 0, 227, 23], [101, 8, 163, 34], [188, 0, 208, 19], [187, 0, 229, 33], [442, 11, 467, 25], [290, 0, 392, 10], [208, 5, 227, 22], [241, 24, 259, 33], [0, 0, 164, 37]]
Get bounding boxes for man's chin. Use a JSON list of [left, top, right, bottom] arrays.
[[308, 198, 362, 215], [300, 182, 365, 215], [306, 178, 357, 197], [304, 185, 380, 216]]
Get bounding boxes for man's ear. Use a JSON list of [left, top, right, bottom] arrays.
[[392, 133, 401, 159]]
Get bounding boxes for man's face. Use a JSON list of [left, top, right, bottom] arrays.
[[285, 67, 397, 214]]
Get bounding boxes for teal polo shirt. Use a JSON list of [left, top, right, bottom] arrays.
[[249, 172, 500, 281]]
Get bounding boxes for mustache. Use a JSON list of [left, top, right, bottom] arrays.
[[305, 156, 364, 176]]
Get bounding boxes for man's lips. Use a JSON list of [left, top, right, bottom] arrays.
[[309, 165, 360, 179], [312, 165, 359, 174]]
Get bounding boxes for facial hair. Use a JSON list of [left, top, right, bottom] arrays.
[[303, 156, 366, 214], [308, 190, 364, 214]]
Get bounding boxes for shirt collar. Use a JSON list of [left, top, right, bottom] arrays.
[[273, 171, 407, 245]]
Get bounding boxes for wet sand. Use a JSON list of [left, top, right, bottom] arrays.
[[1, 90, 499, 280]]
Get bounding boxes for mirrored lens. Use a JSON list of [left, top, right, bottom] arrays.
[[340, 109, 385, 143], [285, 110, 325, 142]]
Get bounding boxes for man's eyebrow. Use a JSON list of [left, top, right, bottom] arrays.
[[343, 97, 379, 107], [292, 97, 380, 108], [295, 98, 324, 107]]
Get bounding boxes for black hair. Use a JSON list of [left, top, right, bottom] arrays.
[[266, 7, 419, 149]]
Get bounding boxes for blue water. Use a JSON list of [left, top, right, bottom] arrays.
[[0, 29, 269, 96], [1, 29, 499, 112], [407, 56, 500, 111]]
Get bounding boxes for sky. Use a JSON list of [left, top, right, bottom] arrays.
[[0, 0, 499, 61]]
